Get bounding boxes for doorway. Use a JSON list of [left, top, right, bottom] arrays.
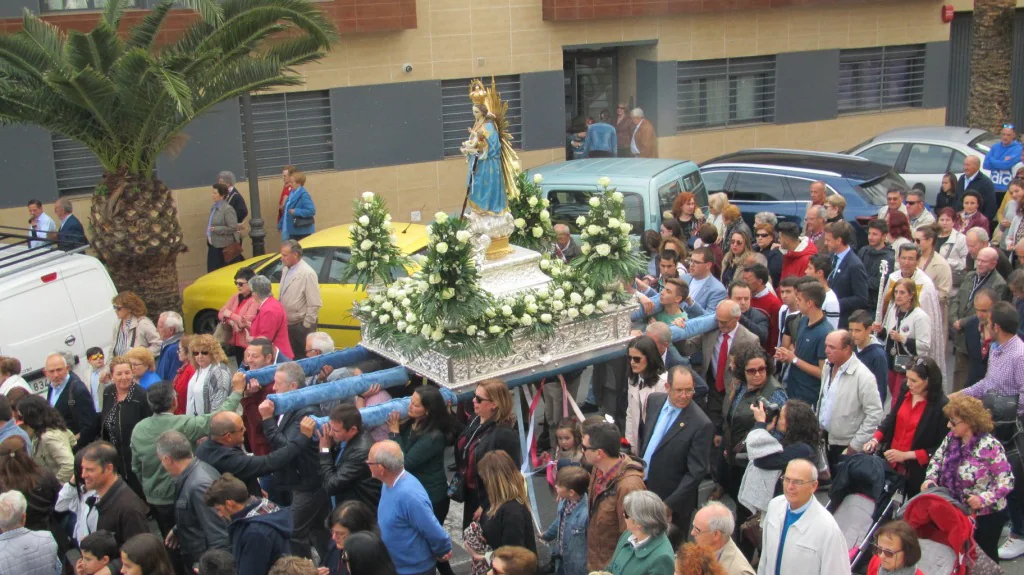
[[563, 49, 619, 159]]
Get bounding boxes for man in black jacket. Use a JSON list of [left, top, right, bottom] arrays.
[[858, 219, 895, 315], [81, 441, 149, 547], [728, 280, 769, 347], [257, 362, 326, 560], [217, 170, 249, 225], [958, 156, 997, 226], [44, 353, 98, 451], [962, 288, 998, 389], [824, 220, 869, 328], [306, 403, 381, 510]]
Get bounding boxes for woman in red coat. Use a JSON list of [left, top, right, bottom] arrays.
[[867, 520, 924, 575], [172, 334, 196, 415]]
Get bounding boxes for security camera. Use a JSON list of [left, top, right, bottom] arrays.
[[402, 63, 413, 73]]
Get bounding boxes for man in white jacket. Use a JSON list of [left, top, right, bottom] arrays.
[[758, 459, 850, 575], [817, 330, 884, 474]]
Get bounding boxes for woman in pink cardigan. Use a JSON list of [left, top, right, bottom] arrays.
[[218, 267, 259, 363]]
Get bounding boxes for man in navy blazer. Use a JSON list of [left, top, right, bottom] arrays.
[[823, 221, 868, 329], [958, 156, 998, 226], [963, 288, 998, 389], [43, 353, 98, 451], [54, 198, 87, 250]]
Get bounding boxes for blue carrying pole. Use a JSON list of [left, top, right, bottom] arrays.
[[245, 346, 375, 386], [268, 365, 411, 415], [310, 387, 458, 428]]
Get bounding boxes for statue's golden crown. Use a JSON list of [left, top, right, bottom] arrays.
[[469, 79, 489, 105]]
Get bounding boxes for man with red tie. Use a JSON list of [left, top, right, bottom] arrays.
[[696, 300, 759, 443]]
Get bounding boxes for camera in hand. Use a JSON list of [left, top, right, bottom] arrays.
[[761, 399, 781, 422]]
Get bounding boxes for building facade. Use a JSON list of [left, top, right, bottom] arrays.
[[0, 0, 992, 288]]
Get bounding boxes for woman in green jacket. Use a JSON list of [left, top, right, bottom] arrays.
[[607, 490, 676, 575]]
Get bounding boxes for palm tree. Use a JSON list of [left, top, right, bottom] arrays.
[[0, 0, 338, 314], [967, 0, 1015, 132]]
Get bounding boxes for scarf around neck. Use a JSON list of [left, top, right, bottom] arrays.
[[936, 432, 981, 503], [877, 564, 918, 575]]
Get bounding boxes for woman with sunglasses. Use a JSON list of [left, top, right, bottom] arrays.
[[720, 231, 753, 286], [100, 356, 151, 498], [454, 379, 520, 528], [721, 206, 751, 250], [752, 224, 783, 287], [217, 267, 259, 365], [866, 520, 924, 575], [863, 356, 948, 498], [624, 336, 666, 452], [873, 278, 930, 409], [183, 334, 233, 416], [111, 290, 161, 358], [922, 395, 1014, 562]]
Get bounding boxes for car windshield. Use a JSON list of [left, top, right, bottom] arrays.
[[842, 137, 875, 154], [853, 172, 907, 206], [969, 133, 1000, 154]]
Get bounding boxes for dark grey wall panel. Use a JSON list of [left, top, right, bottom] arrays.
[[521, 70, 565, 150], [922, 41, 951, 109], [636, 60, 677, 137], [156, 99, 244, 190], [0, 0, 35, 18], [1013, 10, 1024, 130], [331, 81, 443, 171], [0, 124, 57, 208], [775, 50, 839, 124], [947, 13, 972, 126]]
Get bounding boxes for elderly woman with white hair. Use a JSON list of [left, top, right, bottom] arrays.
[[0, 490, 61, 573], [606, 490, 675, 575]]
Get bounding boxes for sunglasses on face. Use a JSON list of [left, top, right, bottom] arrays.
[[472, 394, 491, 403], [872, 544, 904, 559], [731, 239, 744, 245], [756, 233, 771, 238], [88, 354, 104, 361], [192, 350, 210, 356], [745, 366, 767, 375], [628, 355, 644, 363], [112, 305, 122, 311], [235, 281, 248, 287]]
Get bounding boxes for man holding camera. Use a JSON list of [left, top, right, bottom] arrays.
[[817, 330, 883, 474]]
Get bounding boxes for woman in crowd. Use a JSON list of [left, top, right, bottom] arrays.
[[15, 394, 75, 484], [218, 267, 259, 364], [489, 546, 538, 575], [121, 533, 175, 575], [1003, 178, 1024, 259], [720, 231, 753, 286], [471, 451, 536, 560], [624, 336, 666, 453], [607, 490, 675, 575], [55, 449, 98, 545], [825, 194, 846, 225], [887, 212, 913, 258], [0, 356, 30, 395], [280, 171, 316, 241], [749, 400, 823, 482], [874, 279, 931, 409], [387, 385, 454, 527], [955, 190, 990, 233], [101, 356, 151, 497], [277, 164, 295, 227], [722, 345, 787, 522], [172, 334, 196, 415], [643, 230, 662, 278], [706, 193, 729, 240], [866, 520, 925, 575], [935, 172, 960, 213], [111, 291, 161, 357], [661, 218, 683, 242], [344, 531, 398, 575], [455, 379, 521, 528], [322, 500, 379, 575], [721, 206, 751, 248], [125, 346, 160, 389], [207, 183, 241, 273], [752, 223, 783, 286], [923, 395, 1014, 562], [185, 334, 232, 416], [863, 356, 948, 498], [936, 207, 969, 290], [0, 435, 60, 532], [674, 543, 727, 575], [671, 191, 704, 243], [247, 275, 294, 358]]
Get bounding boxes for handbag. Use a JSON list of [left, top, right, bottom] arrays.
[[982, 393, 1020, 448], [293, 215, 314, 228], [446, 470, 465, 502], [213, 322, 233, 346], [222, 241, 243, 263], [893, 353, 912, 373]]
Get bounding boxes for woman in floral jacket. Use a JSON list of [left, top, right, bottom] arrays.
[[923, 395, 1014, 562]]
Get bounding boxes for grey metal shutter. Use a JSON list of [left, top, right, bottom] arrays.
[[52, 134, 105, 195], [1012, 10, 1024, 130], [838, 45, 925, 114], [441, 75, 522, 158], [240, 90, 334, 178], [676, 56, 775, 131], [947, 13, 972, 126]]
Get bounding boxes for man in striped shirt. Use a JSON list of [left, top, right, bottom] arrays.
[[958, 302, 1024, 415]]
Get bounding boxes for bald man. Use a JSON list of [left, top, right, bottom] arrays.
[[195, 411, 311, 498], [952, 246, 1009, 390], [552, 223, 580, 263]]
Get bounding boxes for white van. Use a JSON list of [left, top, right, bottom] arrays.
[[0, 241, 118, 392]]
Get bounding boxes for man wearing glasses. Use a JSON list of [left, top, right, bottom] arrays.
[[905, 188, 936, 232], [816, 330, 883, 474], [757, 459, 850, 575]]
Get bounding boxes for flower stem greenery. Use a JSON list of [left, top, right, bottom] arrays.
[[343, 192, 411, 290]]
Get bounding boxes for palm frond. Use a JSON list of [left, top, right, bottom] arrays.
[[0, 34, 52, 82], [176, 0, 224, 25], [264, 35, 328, 67], [19, 11, 66, 69], [102, 0, 129, 30], [154, 67, 194, 117], [126, 0, 174, 51]]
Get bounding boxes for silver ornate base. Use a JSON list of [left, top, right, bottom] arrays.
[[467, 209, 515, 265], [478, 245, 552, 298]]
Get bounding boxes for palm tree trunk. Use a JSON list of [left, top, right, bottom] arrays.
[[967, 0, 1015, 132], [89, 173, 186, 316]]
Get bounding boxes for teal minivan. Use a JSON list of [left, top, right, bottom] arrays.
[[527, 158, 707, 235]]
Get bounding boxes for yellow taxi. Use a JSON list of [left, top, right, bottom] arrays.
[[182, 223, 430, 349]]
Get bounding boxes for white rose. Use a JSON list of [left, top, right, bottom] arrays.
[[358, 215, 370, 226], [528, 196, 538, 207], [532, 226, 543, 238], [524, 295, 536, 304], [542, 199, 550, 208], [406, 312, 417, 322], [396, 321, 408, 331], [381, 301, 394, 312], [466, 325, 478, 336], [361, 192, 374, 201], [567, 308, 579, 319], [540, 313, 552, 324], [537, 288, 549, 299], [456, 230, 471, 243], [512, 160, 521, 172], [425, 226, 433, 237], [561, 281, 572, 291], [401, 298, 412, 307], [598, 176, 611, 187], [595, 244, 611, 257], [405, 325, 418, 334], [428, 273, 441, 285], [607, 218, 620, 228], [501, 305, 513, 316], [576, 216, 587, 226], [435, 242, 449, 254], [533, 173, 543, 184], [387, 288, 398, 298], [596, 299, 609, 310], [587, 225, 601, 236], [620, 223, 631, 234], [589, 197, 600, 207], [385, 213, 392, 221], [569, 292, 583, 305], [514, 218, 526, 229], [431, 329, 444, 342], [526, 303, 538, 314], [485, 308, 497, 318], [602, 292, 614, 302], [441, 288, 455, 300], [539, 209, 550, 221], [581, 243, 591, 255], [552, 300, 565, 311], [539, 259, 550, 270], [421, 324, 433, 336], [360, 239, 373, 251], [378, 314, 390, 324], [584, 288, 596, 298], [356, 261, 367, 270], [486, 325, 500, 334], [372, 295, 384, 304], [553, 288, 565, 300], [435, 211, 449, 223], [582, 304, 595, 315], [612, 191, 624, 201], [383, 220, 393, 230]]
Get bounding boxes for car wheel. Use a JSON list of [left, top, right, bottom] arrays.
[[193, 310, 219, 335]]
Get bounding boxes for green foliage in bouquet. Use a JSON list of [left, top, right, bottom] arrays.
[[416, 212, 491, 328], [508, 171, 555, 252], [343, 192, 411, 290], [572, 178, 646, 291]]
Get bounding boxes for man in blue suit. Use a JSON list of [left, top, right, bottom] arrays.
[[823, 221, 868, 329], [54, 198, 87, 250]]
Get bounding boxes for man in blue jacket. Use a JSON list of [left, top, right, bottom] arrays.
[[205, 474, 291, 575], [849, 310, 889, 406], [156, 312, 183, 381], [53, 198, 87, 250], [985, 125, 1023, 204]]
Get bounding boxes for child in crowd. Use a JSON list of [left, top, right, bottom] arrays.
[[85, 346, 108, 413], [552, 418, 582, 465], [541, 466, 590, 575], [76, 530, 118, 575]]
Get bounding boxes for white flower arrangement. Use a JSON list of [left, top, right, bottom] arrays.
[[509, 170, 555, 252], [574, 178, 645, 291], [344, 191, 410, 289]]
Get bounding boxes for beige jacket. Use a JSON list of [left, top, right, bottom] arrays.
[[719, 538, 756, 575], [34, 428, 76, 484], [279, 259, 322, 326], [923, 250, 953, 304]]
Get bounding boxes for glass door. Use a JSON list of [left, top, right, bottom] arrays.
[[563, 49, 618, 159]]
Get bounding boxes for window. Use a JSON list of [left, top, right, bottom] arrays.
[[441, 75, 522, 158], [856, 143, 905, 168], [701, 171, 729, 196], [657, 180, 682, 218], [838, 45, 925, 114], [677, 57, 775, 130], [546, 189, 643, 234], [259, 248, 330, 283], [324, 249, 352, 284], [52, 134, 105, 195], [951, 150, 968, 172], [731, 173, 788, 202], [240, 90, 334, 178], [41, 0, 134, 12], [904, 144, 955, 174]]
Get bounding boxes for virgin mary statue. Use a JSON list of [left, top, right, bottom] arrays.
[[462, 102, 505, 214]]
